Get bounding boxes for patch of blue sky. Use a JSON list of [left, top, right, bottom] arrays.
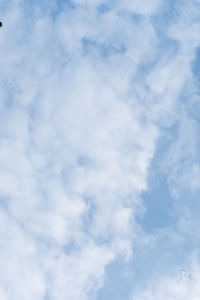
[[63, 239, 78, 255], [52, 0, 78, 16], [82, 197, 97, 224], [44, 294, 51, 300], [136, 126, 177, 225], [0, 196, 10, 211], [77, 154, 94, 167], [136, 112, 200, 258], [130, 229, 192, 290], [151, 1, 180, 56], [192, 46, 200, 84], [181, 85, 200, 123], [166, 118, 200, 184], [139, 175, 176, 233], [1, 81, 18, 109], [97, 4, 111, 14], [135, 129, 177, 233], [97, 258, 134, 300], [97, 0, 117, 14], [18, 0, 75, 24], [152, 0, 179, 30], [131, 13, 144, 24]]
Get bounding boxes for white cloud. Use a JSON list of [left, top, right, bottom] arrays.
[[0, 0, 200, 299], [117, 0, 162, 16], [132, 258, 200, 300], [0, 1, 163, 298]]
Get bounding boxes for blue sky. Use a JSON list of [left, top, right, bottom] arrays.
[[0, 0, 200, 299]]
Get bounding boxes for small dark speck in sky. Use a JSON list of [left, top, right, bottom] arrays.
[[0, 22, 2, 27]]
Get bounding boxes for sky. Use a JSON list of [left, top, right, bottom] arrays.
[[0, 0, 200, 299]]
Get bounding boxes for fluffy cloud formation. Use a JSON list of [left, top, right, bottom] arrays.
[[0, 1, 160, 299], [0, 0, 200, 299]]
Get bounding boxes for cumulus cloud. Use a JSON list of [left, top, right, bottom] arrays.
[[0, 0, 161, 298], [0, 0, 200, 299]]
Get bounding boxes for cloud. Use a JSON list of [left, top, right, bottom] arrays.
[[0, 0, 200, 299], [127, 1, 200, 298], [117, 0, 162, 16], [132, 256, 200, 300], [0, 0, 163, 299]]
